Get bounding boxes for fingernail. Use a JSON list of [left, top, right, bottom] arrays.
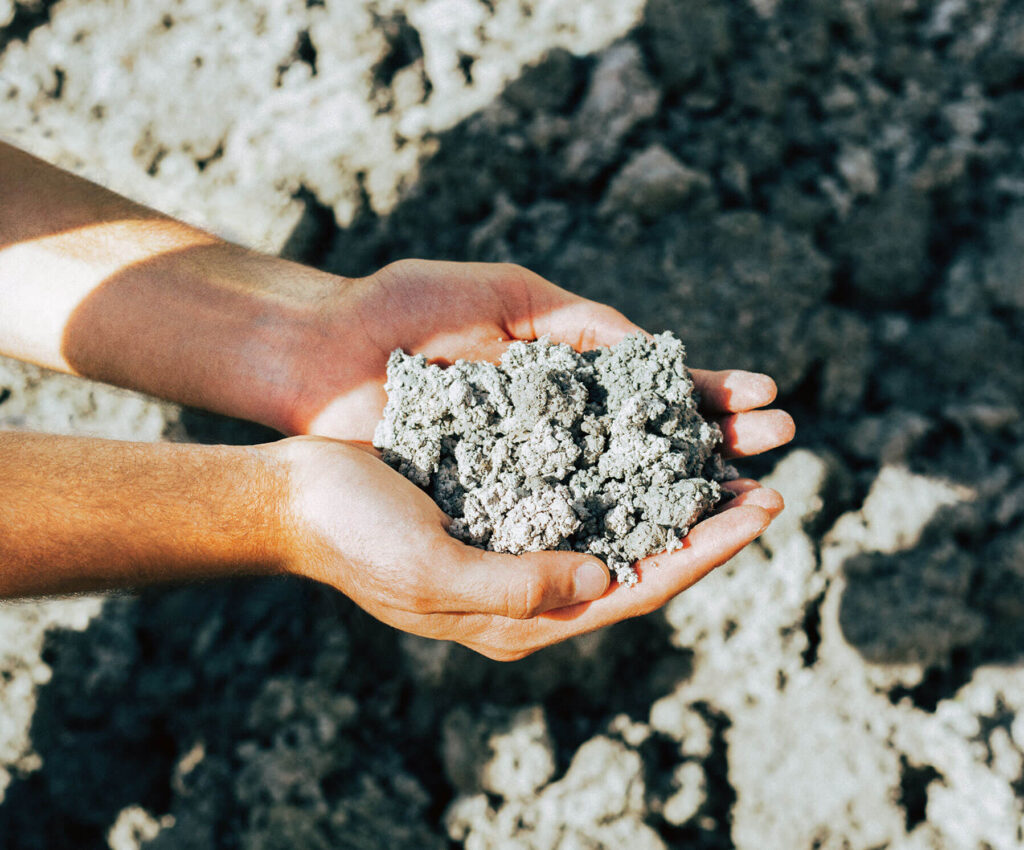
[[575, 562, 609, 601], [753, 507, 772, 534], [772, 492, 786, 516], [751, 373, 778, 404]]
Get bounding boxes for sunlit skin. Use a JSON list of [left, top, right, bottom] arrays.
[[0, 141, 794, 659]]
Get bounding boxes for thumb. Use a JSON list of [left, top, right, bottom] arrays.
[[532, 298, 649, 351], [503, 273, 647, 350], [443, 544, 611, 619]]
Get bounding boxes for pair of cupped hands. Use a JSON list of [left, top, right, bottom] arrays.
[[271, 259, 793, 661]]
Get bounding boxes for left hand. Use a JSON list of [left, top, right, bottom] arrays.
[[280, 259, 794, 460], [283, 259, 642, 440]]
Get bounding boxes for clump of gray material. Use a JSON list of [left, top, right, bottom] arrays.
[[373, 333, 732, 586]]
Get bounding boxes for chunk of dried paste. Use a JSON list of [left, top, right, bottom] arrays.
[[373, 333, 733, 586]]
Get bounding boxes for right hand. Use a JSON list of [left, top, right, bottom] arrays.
[[265, 436, 783, 661]]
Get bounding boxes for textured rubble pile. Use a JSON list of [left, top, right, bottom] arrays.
[[374, 333, 729, 585]]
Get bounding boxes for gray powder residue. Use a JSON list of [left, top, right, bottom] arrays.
[[373, 333, 734, 586]]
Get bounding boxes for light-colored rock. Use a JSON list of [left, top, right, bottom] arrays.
[[481, 708, 557, 799], [837, 145, 879, 196], [446, 737, 666, 850], [647, 451, 1024, 849], [443, 706, 556, 798], [662, 761, 706, 826], [2, 0, 645, 252], [0, 356, 176, 440], [107, 805, 175, 850], [563, 41, 660, 181], [599, 144, 711, 218], [0, 595, 104, 803], [892, 668, 1024, 850], [825, 464, 975, 557], [649, 698, 713, 758]]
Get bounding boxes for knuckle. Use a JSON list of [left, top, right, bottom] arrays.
[[475, 644, 532, 663], [505, 573, 547, 620], [497, 261, 528, 278], [377, 258, 416, 284], [405, 593, 435, 615], [395, 574, 439, 615]]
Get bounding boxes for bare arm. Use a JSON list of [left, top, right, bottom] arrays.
[[0, 141, 794, 452], [0, 431, 285, 597], [0, 140, 329, 431], [0, 427, 782, 659], [0, 142, 793, 657]]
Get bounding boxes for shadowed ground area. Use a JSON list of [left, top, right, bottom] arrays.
[[2, 0, 1024, 847]]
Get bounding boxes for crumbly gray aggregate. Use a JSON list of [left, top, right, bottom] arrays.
[[373, 333, 733, 586]]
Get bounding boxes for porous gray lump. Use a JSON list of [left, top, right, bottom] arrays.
[[373, 333, 733, 586]]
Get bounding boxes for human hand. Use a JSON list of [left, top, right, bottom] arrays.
[[267, 374, 788, 661], [269, 259, 793, 659], [281, 259, 631, 439], [0, 150, 789, 464], [281, 257, 793, 461], [281, 260, 785, 451]]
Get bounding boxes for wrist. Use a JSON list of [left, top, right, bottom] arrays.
[[202, 251, 356, 437], [56, 230, 352, 436], [255, 436, 338, 585], [156, 246, 347, 435], [219, 441, 295, 579]]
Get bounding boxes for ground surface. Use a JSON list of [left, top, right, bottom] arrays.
[[2, 1, 1024, 847]]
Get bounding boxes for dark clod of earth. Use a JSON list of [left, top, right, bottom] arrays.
[[374, 332, 735, 586]]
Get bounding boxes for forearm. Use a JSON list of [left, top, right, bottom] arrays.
[[0, 431, 286, 597], [0, 141, 340, 432]]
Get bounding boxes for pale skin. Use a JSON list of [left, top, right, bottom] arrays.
[[0, 141, 793, 660]]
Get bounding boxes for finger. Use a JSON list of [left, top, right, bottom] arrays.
[[691, 369, 777, 413], [718, 409, 796, 457], [344, 440, 383, 458], [450, 506, 773, 659], [718, 485, 785, 518], [526, 505, 772, 637], [436, 544, 611, 619], [506, 279, 646, 351], [722, 477, 762, 495], [535, 302, 645, 351]]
